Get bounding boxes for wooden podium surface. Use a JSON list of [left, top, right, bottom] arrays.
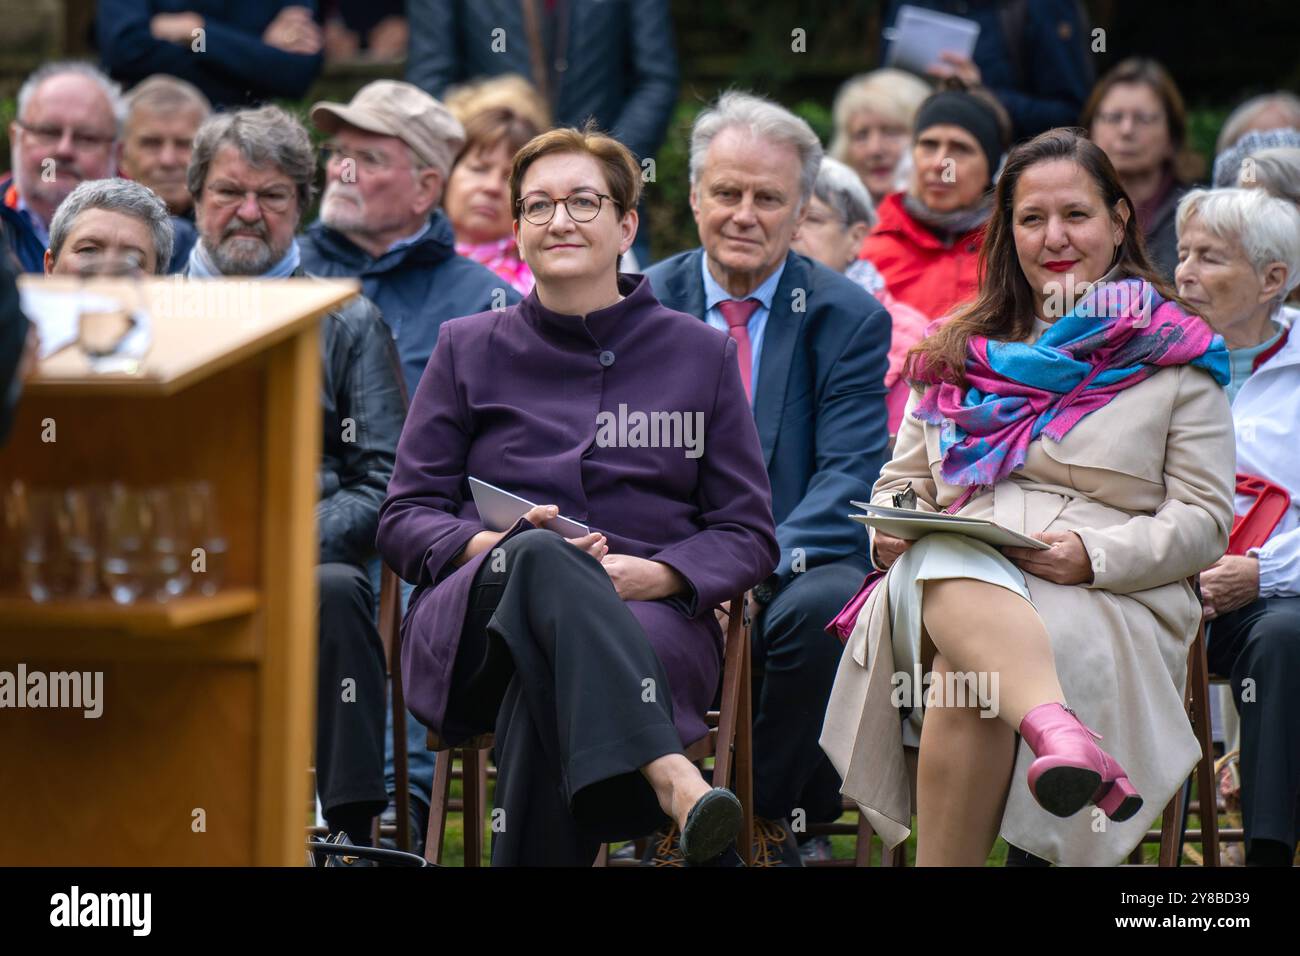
[[0, 276, 359, 865]]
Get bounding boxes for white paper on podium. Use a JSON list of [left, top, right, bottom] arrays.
[[20, 286, 152, 369]]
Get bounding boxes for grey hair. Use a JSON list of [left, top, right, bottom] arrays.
[[125, 74, 212, 123], [812, 157, 876, 228], [47, 178, 174, 274], [1217, 92, 1300, 153], [1239, 147, 1300, 207], [188, 105, 317, 215], [1177, 187, 1300, 300], [690, 91, 824, 207], [17, 61, 126, 137]]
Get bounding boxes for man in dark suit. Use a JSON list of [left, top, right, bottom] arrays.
[[644, 92, 891, 866]]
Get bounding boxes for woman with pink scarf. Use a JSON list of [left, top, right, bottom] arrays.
[[443, 75, 548, 294], [821, 130, 1235, 867]]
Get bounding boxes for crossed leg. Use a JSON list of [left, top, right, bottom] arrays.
[[914, 577, 1067, 866]]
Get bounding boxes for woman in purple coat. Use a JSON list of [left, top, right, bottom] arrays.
[[377, 126, 779, 866]]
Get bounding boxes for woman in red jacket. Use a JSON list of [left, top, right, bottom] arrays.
[[860, 86, 1010, 426]]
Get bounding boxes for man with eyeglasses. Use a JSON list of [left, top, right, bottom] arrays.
[[299, 79, 520, 855], [185, 104, 408, 851], [3, 62, 123, 273], [301, 80, 519, 398]]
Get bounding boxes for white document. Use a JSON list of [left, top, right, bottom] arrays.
[[20, 287, 86, 357], [885, 4, 980, 76], [19, 286, 152, 368], [849, 503, 1050, 550], [469, 476, 591, 539]]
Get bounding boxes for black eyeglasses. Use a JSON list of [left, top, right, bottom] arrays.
[[516, 190, 615, 225]]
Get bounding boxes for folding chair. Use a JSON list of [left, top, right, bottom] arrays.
[[374, 564, 412, 851]]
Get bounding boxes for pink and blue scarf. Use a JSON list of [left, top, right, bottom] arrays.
[[912, 277, 1229, 487]]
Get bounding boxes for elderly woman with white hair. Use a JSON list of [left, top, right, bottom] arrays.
[[43, 178, 174, 276], [829, 68, 932, 204], [1175, 187, 1300, 866], [792, 156, 928, 436]]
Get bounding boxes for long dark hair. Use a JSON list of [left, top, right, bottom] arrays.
[[904, 128, 1179, 388]]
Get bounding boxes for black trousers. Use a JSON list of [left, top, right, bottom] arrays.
[[316, 562, 389, 822], [751, 557, 871, 824], [443, 529, 684, 866], [1207, 595, 1300, 860]]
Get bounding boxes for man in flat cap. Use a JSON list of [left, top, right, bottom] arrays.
[[298, 80, 519, 852], [300, 79, 519, 398]]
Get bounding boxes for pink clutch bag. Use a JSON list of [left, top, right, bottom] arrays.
[[825, 570, 885, 644]]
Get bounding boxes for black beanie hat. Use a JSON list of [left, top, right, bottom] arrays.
[[913, 91, 1004, 181]]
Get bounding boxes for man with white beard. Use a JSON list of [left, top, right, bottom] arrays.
[[299, 80, 517, 398], [298, 81, 515, 855]]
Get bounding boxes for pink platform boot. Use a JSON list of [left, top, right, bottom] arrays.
[[1019, 702, 1143, 822]]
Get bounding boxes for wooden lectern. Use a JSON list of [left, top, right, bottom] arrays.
[[0, 276, 359, 865]]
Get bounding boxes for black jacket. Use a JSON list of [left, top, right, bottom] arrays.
[[406, 0, 678, 162], [1144, 181, 1191, 285], [880, 0, 1094, 141], [308, 268, 408, 567], [0, 251, 29, 445]]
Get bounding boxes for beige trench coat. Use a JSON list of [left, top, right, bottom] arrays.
[[820, 360, 1235, 866]]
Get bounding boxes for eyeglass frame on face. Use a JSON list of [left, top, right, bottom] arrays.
[[15, 119, 116, 153], [516, 189, 618, 225], [1094, 110, 1165, 128], [203, 180, 298, 214], [802, 207, 849, 230], [320, 141, 417, 176]]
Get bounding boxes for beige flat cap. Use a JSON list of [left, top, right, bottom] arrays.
[[311, 80, 465, 173]]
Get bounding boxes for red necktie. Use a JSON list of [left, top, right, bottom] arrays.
[[718, 298, 760, 400]]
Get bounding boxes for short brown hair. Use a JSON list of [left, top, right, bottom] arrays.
[[455, 107, 542, 169], [510, 123, 642, 221]]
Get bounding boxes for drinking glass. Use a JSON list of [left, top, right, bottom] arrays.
[[177, 481, 227, 596], [101, 484, 150, 605], [145, 486, 191, 601]]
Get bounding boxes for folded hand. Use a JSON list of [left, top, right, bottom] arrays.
[[1002, 530, 1094, 585]]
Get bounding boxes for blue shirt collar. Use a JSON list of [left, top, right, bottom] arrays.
[[384, 219, 432, 255], [701, 251, 787, 311]]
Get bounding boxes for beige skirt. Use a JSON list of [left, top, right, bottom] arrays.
[[887, 532, 1032, 747]]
